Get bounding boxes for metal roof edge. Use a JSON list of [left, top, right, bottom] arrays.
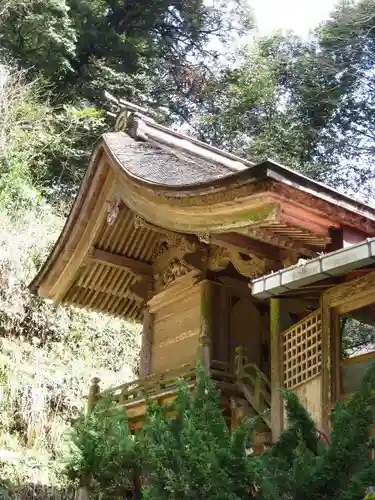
[[251, 237, 375, 299]]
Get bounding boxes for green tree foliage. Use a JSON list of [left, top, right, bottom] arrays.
[[193, 0, 375, 198], [64, 364, 375, 500], [140, 364, 252, 500], [64, 394, 136, 499], [0, 0, 250, 103], [0, 69, 140, 496], [251, 365, 375, 500], [0, 0, 251, 203], [341, 316, 375, 358]]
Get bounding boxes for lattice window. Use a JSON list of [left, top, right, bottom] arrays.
[[282, 310, 322, 390]]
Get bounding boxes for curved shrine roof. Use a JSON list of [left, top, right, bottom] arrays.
[[29, 110, 375, 321]]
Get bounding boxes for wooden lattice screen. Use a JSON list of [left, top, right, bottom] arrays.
[[282, 310, 322, 390]]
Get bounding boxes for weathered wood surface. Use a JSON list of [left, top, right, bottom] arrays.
[[199, 280, 215, 372], [289, 375, 322, 429], [151, 283, 201, 373], [340, 352, 375, 394], [321, 269, 375, 433], [270, 298, 283, 442], [323, 269, 375, 315], [139, 308, 153, 377], [89, 247, 153, 276], [235, 346, 271, 429]]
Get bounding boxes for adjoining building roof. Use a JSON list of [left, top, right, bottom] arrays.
[[251, 237, 375, 299]]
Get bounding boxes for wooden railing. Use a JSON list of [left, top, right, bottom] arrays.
[[340, 351, 375, 396], [234, 346, 271, 427], [94, 351, 272, 429], [101, 363, 196, 407]]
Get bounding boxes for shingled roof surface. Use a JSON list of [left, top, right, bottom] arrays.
[[104, 132, 239, 186]]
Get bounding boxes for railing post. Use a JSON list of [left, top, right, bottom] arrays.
[[234, 345, 247, 380], [75, 378, 100, 500], [86, 377, 101, 416]]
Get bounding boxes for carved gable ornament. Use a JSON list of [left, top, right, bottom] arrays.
[[208, 246, 265, 278]]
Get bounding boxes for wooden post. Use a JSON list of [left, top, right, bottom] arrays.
[[86, 377, 101, 416], [321, 295, 331, 436], [199, 280, 214, 373], [75, 378, 100, 500], [139, 307, 153, 377], [270, 298, 283, 442]]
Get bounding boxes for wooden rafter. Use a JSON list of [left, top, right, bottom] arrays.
[[240, 227, 318, 257], [210, 232, 280, 262], [89, 248, 153, 277]]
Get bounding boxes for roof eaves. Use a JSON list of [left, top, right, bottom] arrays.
[[251, 237, 375, 299], [262, 159, 375, 220]]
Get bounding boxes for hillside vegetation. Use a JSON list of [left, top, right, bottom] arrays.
[[1, 0, 375, 497], [0, 70, 140, 498]]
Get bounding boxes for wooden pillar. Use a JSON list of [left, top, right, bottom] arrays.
[[321, 296, 332, 436], [199, 280, 214, 373], [270, 298, 284, 442], [139, 307, 153, 377]]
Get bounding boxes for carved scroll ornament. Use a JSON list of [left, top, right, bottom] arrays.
[[208, 247, 265, 278]]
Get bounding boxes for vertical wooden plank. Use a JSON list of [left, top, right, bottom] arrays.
[[270, 298, 283, 442], [199, 280, 214, 372], [139, 307, 153, 377], [321, 296, 331, 435]]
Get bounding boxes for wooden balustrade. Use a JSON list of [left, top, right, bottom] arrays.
[[101, 363, 196, 407], [234, 346, 271, 426], [340, 351, 375, 367], [94, 352, 271, 429]]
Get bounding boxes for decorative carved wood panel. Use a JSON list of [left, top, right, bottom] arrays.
[[282, 310, 322, 390]]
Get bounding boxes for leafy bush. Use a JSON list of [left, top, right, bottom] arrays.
[[64, 394, 136, 499], [140, 363, 252, 500], [0, 66, 140, 498], [64, 364, 375, 500]]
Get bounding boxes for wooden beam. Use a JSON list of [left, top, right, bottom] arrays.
[[129, 278, 153, 302], [182, 249, 208, 273], [320, 295, 332, 436], [210, 232, 281, 262], [90, 248, 153, 277]]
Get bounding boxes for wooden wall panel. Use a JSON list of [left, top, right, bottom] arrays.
[[229, 297, 262, 370], [284, 375, 322, 430], [151, 285, 200, 374], [211, 283, 230, 364]]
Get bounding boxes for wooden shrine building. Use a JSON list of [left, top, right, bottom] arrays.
[[30, 103, 375, 444]]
